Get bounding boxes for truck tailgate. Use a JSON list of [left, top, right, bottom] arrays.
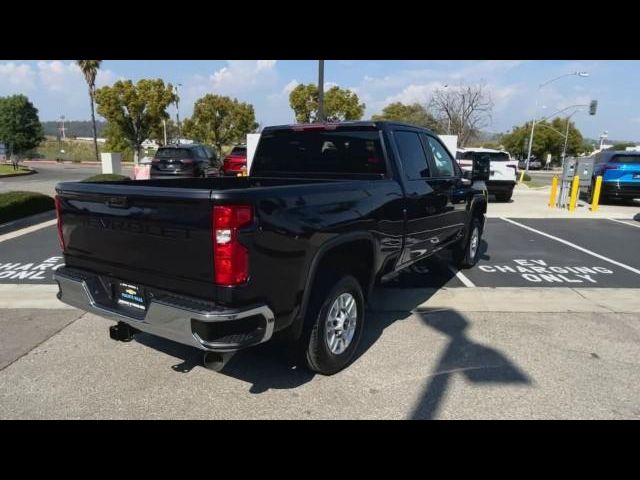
[[56, 182, 214, 299]]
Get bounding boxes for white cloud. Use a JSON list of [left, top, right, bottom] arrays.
[[381, 82, 442, 106], [37, 60, 118, 93], [209, 60, 278, 95], [0, 62, 36, 91], [256, 60, 277, 71], [282, 79, 299, 95]]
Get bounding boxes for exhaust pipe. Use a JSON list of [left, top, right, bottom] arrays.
[[203, 351, 235, 372]]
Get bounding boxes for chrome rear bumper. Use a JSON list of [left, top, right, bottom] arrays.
[[53, 267, 274, 352]]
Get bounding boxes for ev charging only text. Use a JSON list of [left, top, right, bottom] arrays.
[[478, 259, 613, 284], [0, 257, 64, 281]]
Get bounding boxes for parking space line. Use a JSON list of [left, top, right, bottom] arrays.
[[500, 217, 640, 276], [608, 218, 640, 229], [0, 219, 57, 243], [448, 266, 476, 288]]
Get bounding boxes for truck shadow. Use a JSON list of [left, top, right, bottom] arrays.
[[409, 309, 530, 419], [133, 246, 525, 407]]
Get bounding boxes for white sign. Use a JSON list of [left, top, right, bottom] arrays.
[[101, 152, 122, 175], [478, 259, 613, 284], [0, 257, 64, 281], [439, 135, 458, 159], [246, 133, 261, 172]]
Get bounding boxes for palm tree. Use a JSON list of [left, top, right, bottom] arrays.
[[76, 60, 102, 161]]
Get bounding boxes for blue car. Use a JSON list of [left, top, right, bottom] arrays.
[[588, 150, 640, 203]]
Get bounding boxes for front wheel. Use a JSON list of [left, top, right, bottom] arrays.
[[453, 217, 482, 269], [304, 275, 365, 375]]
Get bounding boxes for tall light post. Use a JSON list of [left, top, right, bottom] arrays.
[[174, 83, 182, 142], [443, 84, 451, 134], [317, 60, 325, 122], [525, 71, 589, 173]]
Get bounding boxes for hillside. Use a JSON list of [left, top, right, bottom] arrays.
[[41, 120, 107, 138]]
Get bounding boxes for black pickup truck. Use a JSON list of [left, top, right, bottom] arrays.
[[54, 121, 488, 375]]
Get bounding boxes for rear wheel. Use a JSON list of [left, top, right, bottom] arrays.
[[496, 191, 512, 202], [303, 274, 365, 375], [453, 217, 482, 269]]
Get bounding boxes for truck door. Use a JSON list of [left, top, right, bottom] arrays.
[[421, 133, 469, 246], [391, 129, 442, 266]]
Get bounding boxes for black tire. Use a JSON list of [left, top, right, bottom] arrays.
[[496, 191, 512, 202], [453, 217, 482, 269], [303, 274, 365, 375]]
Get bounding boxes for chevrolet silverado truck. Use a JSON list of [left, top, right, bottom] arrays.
[[53, 121, 488, 375]]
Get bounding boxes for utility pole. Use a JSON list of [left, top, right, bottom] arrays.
[[317, 60, 325, 122], [59, 115, 66, 140], [175, 84, 182, 142], [162, 119, 167, 145]]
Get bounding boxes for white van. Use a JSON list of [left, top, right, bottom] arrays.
[[456, 148, 517, 202]]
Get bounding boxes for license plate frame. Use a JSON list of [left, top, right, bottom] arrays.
[[116, 282, 147, 312]]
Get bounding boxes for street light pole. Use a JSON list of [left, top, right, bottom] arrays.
[[175, 83, 182, 142], [561, 112, 576, 169], [524, 71, 589, 173], [317, 60, 325, 122]]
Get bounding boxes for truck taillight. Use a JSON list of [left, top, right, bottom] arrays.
[[212, 205, 253, 286], [54, 195, 65, 251]]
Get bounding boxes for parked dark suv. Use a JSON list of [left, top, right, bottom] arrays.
[[151, 144, 220, 178]]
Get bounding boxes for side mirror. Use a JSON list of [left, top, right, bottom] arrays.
[[471, 156, 491, 181]]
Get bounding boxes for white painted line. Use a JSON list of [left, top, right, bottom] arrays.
[[0, 219, 57, 243], [608, 218, 640, 229], [448, 266, 476, 288], [500, 217, 640, 276]]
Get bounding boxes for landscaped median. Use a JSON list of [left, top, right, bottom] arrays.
[[0, 164, 35, 177], [0, 191, 55, 224], [82, 174, 131, 182]]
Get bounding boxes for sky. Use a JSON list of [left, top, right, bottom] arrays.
[[0, 60, 638, 141]]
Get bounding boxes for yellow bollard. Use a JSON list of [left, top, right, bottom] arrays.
[[591, 176, 603, 212], [568, 175, 580, 212], [519, 170, 526, 183], [548, 175, 558, 208]]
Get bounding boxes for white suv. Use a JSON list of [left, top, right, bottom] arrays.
[[456, 148, 517, 202]]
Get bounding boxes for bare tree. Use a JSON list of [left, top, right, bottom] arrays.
[[429, 84, 493, 146]]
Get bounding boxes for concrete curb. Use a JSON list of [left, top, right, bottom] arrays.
[[0, 210, 57, 235], [0, 168, 37, 178]]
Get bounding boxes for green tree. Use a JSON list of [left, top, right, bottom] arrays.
[[371, 102, 441, 131], [289, 83, 365, 123], [150, 118, 180, 146], [181, 94, 258, 157], [612, 142, 635, 150], [94, 79, 175, 162], [76, 60, 102, 161], [0, 95, 45, 158]]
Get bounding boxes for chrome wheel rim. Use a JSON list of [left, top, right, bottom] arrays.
[[325, 293, 357, 355], [469, 227, 479, 259]]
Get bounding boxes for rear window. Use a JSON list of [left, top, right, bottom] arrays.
[[611, 154, 640, 164], [156, 148, 192, 159], [231, 146, 247, 155], [460, 151, 510, 162], [252, 129, 386, 175]]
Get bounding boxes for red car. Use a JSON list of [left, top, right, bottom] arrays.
[[222, 145, 247, 175]]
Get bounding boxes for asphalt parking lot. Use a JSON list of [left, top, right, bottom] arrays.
[[1, 166, 639, 419], [2, 217, 638, 289]]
